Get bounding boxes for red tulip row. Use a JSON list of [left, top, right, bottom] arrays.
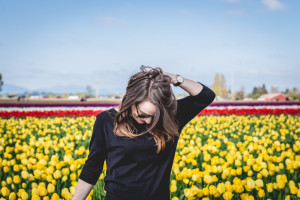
[[0, 108, 299, 118], [199, 108, 300, 115], [0, 110, 103, 118]]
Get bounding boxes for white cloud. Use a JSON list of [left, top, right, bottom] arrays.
[[96, 17, 127, 26], [179, 9, 195, 17], [261, 0, 286, 11], [227, 10, 245, 16]]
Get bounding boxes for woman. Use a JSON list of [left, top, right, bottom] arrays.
[[72, 66, 216, 200]]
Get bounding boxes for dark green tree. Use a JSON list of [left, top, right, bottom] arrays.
[[247, 84, 268, 99], [261, 84, 268, 94], [0, 73, 3, 92]]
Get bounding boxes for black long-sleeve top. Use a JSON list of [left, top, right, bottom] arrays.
[[79, 82, 216, 200]]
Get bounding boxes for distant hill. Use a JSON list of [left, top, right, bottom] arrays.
[[0, 83, 124, 96], [1, 83, 187, 96], [1, 83, 29, 94]]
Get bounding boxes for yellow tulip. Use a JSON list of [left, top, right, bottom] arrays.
[[247, 170, 253, 177], [192, 174, 200, 182], [203, 187, 209, 196], [236, 167, 242, 175], [62, 175, 68, 182], [255, 179, 264, 188], [196, 189, 203, 197], [32, 188, 39, 195], [234, 184, 244, 193], [204, 175, 213, 184], [209, 185, 217, 196], [266, 183, 273, 193], [3, 166, 10, 173], [22, 183, 27, 189], [170, 184, 177, 193], [258, 189, 265, 198], [183, 178, 189, 184], [261, 168, 269, 177], [217, 182, 226, 194], [13, 175, 21, 184], [246, 179, 255, 191], [21, 191, 29, 200], [31, 194, 40, 200], [1, 187, 10, 197], [223, 191, 233, 200], [1, 180, 7, 187], [12, 163, 19, 172], [6, 177, 13, 184], [50, 193, 60, 200], [21, 171, 29, 179], [38, 185, 47, 196], [225, 181, 233, 192], [285, 195, 290, 200], [8, 192, 16, 200], [62, 168, 70, 176], [289, 186, 298, 195], [276, 174, 287, 189], [53, 170, 62, 179]]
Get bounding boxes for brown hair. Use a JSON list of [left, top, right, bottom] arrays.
[[113, 65, 179, 153]]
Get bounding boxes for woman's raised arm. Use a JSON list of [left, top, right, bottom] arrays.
[[163, 71, 216, 132]]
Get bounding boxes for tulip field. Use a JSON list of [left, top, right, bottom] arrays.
[[0, 102, 300, 200]]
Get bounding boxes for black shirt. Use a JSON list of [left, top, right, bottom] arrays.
[[79, 82, 216, 200]]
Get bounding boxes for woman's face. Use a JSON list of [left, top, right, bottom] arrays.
[[131, 99, 156, 124]]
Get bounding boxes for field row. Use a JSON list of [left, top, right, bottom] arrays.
[[0, 114, 299, 199]]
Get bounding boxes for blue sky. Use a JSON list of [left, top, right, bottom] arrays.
[[0, 0, 299, 95]]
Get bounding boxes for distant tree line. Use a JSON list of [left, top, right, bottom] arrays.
[[0, 73, 3, 92], [211, 73, 300, 100]]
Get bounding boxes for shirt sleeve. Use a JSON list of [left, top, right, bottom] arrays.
[[79, 112, 107, 185], [175, 81, 216, 132]]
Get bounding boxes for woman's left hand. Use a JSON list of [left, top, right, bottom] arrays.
[[163, 71, 177, 84]]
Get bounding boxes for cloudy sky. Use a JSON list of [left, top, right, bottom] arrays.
[[0, 0, 299, 95]]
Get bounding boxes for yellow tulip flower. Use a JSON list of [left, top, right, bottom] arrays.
[[223, 191, 233, 200], [8, 191, 16, 200], [1, 187, 10, 197], [53, 170, 62, 179], [13, 175, 21, 184], [246, 178, 255, 191], [258, 189, 265, 198], [202, 187, 209, 196], [50, 193, 60, 200], [38, 185, 47, 196], [31, 193, 40, 200], [21, 191, 29, 200]]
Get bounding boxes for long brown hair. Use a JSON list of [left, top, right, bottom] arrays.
[[113, 65, 179, 153]]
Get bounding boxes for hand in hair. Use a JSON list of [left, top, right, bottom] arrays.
[[140, 65, 176, 84], [162, 71, 177, 85]]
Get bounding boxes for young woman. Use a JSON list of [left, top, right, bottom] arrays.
[[72, 66, 216, 200]]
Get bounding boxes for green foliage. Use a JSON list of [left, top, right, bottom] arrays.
[[284, 87, 300, 100], [247, 84, 268, 99], [0, 73, 3, 92]]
